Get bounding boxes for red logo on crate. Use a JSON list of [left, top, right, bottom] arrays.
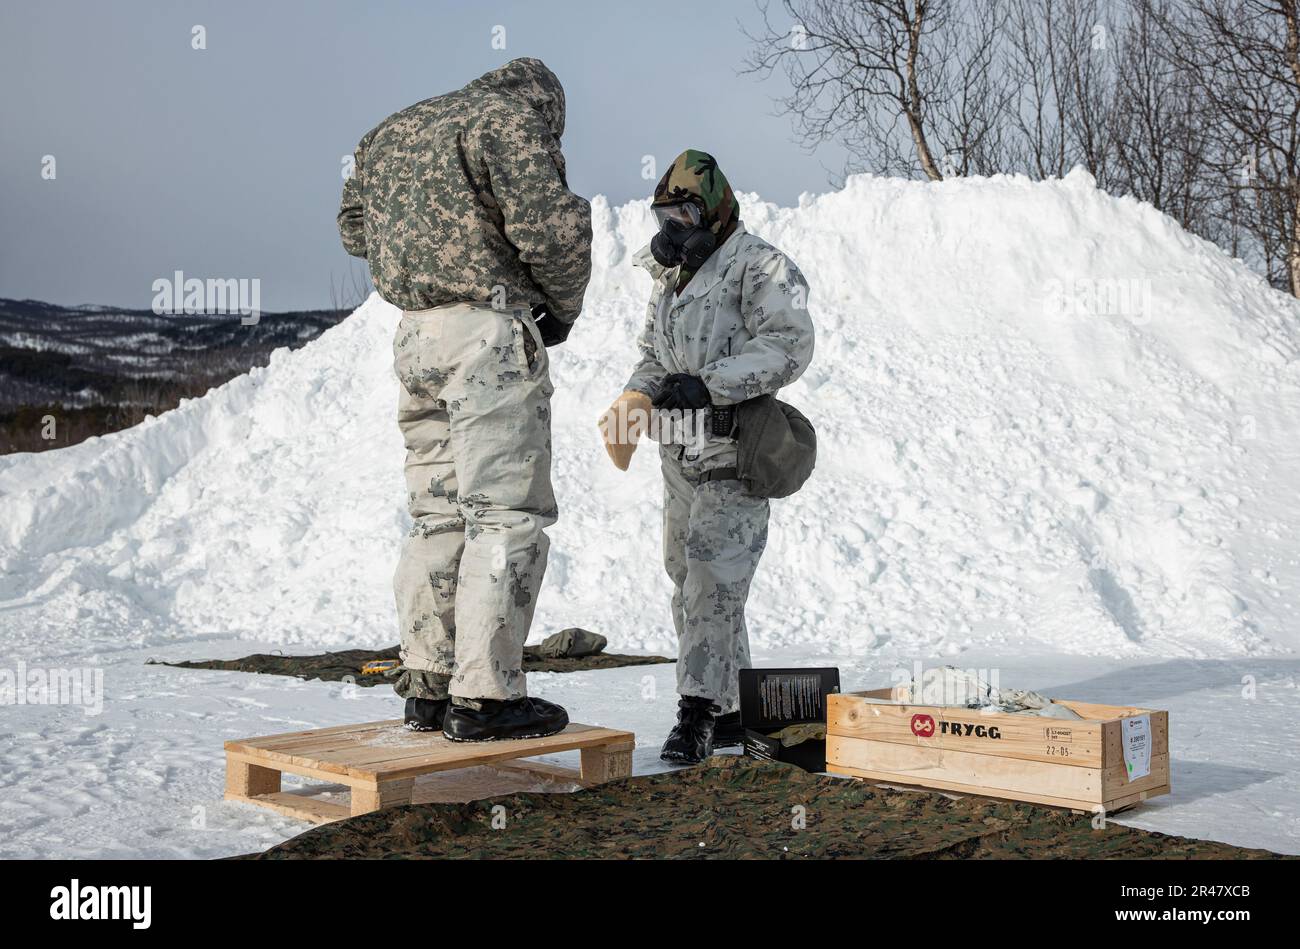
[[910, 714, 936, 737]]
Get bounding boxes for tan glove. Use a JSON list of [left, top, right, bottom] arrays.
[[598, 390, 653, 470]]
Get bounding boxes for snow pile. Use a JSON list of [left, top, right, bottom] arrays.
[[3, 169, 1299, 662]]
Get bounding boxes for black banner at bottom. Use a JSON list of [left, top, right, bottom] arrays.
[[4, 857, 1289, 934]]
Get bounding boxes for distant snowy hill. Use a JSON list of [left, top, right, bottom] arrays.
[[2, 169, 1299, 663], [0, 298, 348, 409]]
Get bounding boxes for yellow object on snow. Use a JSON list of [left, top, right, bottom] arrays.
[[598, 390, 653, 471]]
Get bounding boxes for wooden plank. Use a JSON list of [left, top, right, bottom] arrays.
[[842, 686, 1159, 717], [837, 692, 1150, 722], [826, 734, 1106, 802], [829, 762, 1110, 812], [289, 724, 618, 775], [238, 730, 393, 759], [228, 726, 414, 770], [1052, 699, 1154, 720], [1103, 784, 1171, 814], [827, 740, 1169, 810], [826, 694, 1104, 767], [229, 725, 439, 778], [225, 791, 351, 825], [488, 760, 589, 786], [343, 725, 637, 781], [1150, 710, 1169, 757], [226, 718, 400, 750], [407, 765, 584, 803], [226, 750, 370, 788], [240, 748, 359, 779]]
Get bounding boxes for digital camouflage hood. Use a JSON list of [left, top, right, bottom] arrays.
[[653, 149, 739, 287]]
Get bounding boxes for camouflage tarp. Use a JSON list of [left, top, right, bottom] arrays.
[[152, 643, 671, 686], [242, 754, 1287, 860]]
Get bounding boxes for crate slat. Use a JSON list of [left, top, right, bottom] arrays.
[[827, 735, 1106, 800], [827, 699, 1106, 767]]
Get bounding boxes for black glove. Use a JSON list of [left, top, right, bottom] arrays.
[[531, 303, 571, 347], [651, 373, 712, 411]]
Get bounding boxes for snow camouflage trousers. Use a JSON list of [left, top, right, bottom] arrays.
[[662, 453, 770, 714], [392, 302, 556, 702]]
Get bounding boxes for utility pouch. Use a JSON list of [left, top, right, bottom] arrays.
[[735, 396, 817, 499]]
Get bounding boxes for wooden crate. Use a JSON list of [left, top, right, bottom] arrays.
[[826, 689, 1169, 813], [225, 719, 635, 824]]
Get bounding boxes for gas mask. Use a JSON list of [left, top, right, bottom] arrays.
[[650, 201, 716, 270]]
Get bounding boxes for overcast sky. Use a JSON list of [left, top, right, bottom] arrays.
[[0, 0, 847, 312]]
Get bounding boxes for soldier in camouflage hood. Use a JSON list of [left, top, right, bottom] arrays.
[[339, 57, 591, 325], [340, 58, 592, 742], [599, 149, 815, 764]]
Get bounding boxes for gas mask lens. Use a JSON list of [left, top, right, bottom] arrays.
[[653, 202, 702, 229]]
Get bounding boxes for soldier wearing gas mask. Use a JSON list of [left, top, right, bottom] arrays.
[[599, 149, 815, 763]]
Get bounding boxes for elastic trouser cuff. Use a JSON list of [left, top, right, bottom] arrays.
[[678, 686, 733, 714], [450, 681, 526, 703], [393, 668, 452, 701]]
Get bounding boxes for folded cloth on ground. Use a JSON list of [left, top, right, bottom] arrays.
[[769, 722, 827, 747], [523, 627, 608, 660]]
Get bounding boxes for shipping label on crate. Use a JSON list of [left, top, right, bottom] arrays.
[[1122, 714, 1151, 781]]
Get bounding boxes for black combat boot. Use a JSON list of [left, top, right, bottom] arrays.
[[711, 710, 744, 748], [660, 695, 717, 764], [404, 697, 450, 732], [442, 696, 569, 742]]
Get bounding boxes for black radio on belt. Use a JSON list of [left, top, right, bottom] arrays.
[[710, 405, 735, 437]]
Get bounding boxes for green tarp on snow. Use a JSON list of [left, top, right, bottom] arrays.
[[242, 755, 1287, 860]]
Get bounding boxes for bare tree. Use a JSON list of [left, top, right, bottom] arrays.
[[1109, 0, 1218, 236], [744, 0, 1300, 298], [1151, 0, 1300, 294], [743, 0, 1010, 180], [1003, 0, 1117, 183], [926, 0, 1015, 176], [1062, 0, 1118, 186], [1005, 0, 1069, 177]]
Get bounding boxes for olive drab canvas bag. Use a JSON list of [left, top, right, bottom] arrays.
[[735, 395, 817, 499]]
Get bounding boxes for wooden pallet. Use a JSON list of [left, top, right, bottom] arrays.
[[225, 719, 635, 824], [826, 689, 1169, 814]]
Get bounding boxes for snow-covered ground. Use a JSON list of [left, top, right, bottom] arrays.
[[2, 170, 1299, 857], [1, 642, 1297, 858]]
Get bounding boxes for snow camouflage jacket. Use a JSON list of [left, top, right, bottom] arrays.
[[338, 58, 593, 322], [626, 224, 815, 464]]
